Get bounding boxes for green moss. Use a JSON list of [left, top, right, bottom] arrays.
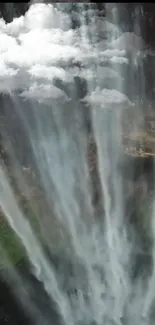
[[0, 201, 71, 269], [0, 202, 44, 268], [0, 202, 48, 270], [0, 220, 26, 269]]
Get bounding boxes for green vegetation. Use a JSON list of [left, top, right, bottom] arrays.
[[0, 203, 65, 269], [0, 193, 42, 270], [0, 162, 43, 269], [0, 205, 43, 270], [0, 219, 26, 269]]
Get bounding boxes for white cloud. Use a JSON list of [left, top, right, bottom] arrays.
[[21, 83, 70, 104], [6, 16, 25, 36], [28, 65, 71, 83], [24, 3, 71, 31], [0, 61, 18, 77], [82, 88, 134, 109], [0, 3, 143, 103], [0, 33, 18, 52], [79, 67, 123, 83]]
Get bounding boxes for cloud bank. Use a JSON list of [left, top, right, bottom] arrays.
[[0, 3, 144, 106]]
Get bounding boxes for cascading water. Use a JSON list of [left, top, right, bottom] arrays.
[[0, 3, 155, 325]]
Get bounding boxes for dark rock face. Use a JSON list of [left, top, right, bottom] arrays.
[[0, 3, 29, 23], [0, 275, 30, 325], [0, 94, 35, 168], [0, 261, 61, 325]]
